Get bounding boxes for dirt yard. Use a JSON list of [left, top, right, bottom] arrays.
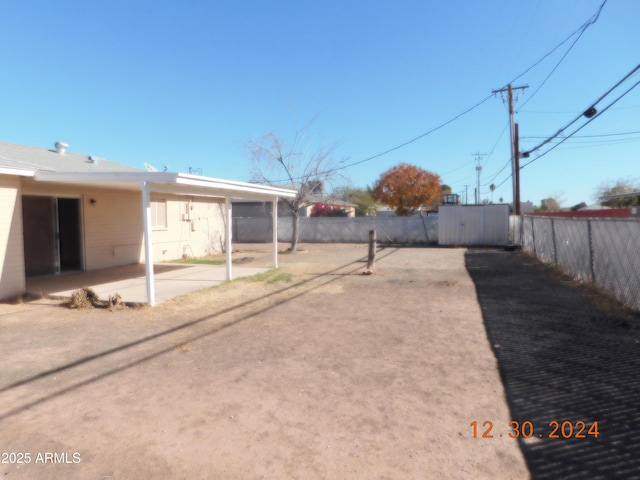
[[0, 244, 529, 479]]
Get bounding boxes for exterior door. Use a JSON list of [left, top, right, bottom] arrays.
[[22, 196, 83, 276]]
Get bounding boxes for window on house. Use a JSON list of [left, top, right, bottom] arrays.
[[151, 200, 167, 229]]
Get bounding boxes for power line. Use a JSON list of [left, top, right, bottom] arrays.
[[270, 1, 610, 185], [521, 76, 640, 169], [481, 158, 512, 187], [481, 70, 640, 192], [528, 137, 640, 150], [522, 64, 640, 158], [517, 0, 607, 110], [321, 94, 494, 175], [522, 129, 640, 139]]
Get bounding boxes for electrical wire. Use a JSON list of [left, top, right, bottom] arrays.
[[531, 137, 640, 149], [269, 1, 609, 185], [522, 129, 640, 139], [481, 158, 512, 187], [482, 65, 639, 195], [516, 0, 607, 109], [520, 77, 640, 169], [522, 64, 640, 158], [319, 94, 495, 176], [326, 1, 608, 181]]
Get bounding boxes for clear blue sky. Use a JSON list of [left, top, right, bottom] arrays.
[[1, 0, 638, 207]]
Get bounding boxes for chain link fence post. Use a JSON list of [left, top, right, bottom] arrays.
[[587, 219, 596, 283], [551, 218, 557, 265]]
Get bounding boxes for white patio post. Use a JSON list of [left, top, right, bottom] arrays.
[[141, 181, 156, 305], [272, 197, 278, 268], [225, 196, 232, 281]]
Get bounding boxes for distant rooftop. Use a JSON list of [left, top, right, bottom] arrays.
[[599, 191, 640, 200]]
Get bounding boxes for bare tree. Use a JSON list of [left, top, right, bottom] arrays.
[[247, 121, 347, 252], [594, 177, 640, 207]]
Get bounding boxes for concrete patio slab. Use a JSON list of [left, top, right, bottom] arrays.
[[25, 263, 269, 305]]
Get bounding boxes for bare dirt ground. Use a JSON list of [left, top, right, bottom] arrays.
[[0, 243, 530, 479]]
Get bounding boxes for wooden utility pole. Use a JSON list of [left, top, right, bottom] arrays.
[[492, 84, 528, 211], [514, 123, 521, 215]]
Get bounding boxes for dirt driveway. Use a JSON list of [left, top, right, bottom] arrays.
[[1, 244, 528, 479]]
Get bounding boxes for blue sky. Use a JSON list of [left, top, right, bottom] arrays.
[[1, 0, 638, 207]]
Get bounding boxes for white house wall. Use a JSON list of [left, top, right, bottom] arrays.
[[0, 175, 26, 300]]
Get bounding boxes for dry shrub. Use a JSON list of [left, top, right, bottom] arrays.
[[108, 293, 127, 311], [68, 287, 99, 309]]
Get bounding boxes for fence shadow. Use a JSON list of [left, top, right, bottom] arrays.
[[465, 249, 640, 479]]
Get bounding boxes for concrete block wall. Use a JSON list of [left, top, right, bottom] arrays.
[[234, 215, 439, 244]]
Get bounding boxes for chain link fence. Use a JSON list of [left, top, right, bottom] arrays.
[[521, 215, 640, 312]]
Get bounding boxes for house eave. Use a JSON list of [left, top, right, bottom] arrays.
[[0, 166, 36, 177], [32, 171, 297, 200]]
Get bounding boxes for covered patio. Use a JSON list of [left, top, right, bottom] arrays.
[[31, 171, 296, 305], [25, 262, 269, 305]]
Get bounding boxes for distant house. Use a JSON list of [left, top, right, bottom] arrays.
[[232, 199, 289, 218], [0, 141, 295, 304], [374, 205, 439, 216], [375, 205, 397, 216], [302, 197, 357, 217]]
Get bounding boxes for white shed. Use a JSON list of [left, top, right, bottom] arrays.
[[438, 204, 510, 246]]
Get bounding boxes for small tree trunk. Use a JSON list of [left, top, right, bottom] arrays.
[[365, 229, 376, 274], [290, 210, 300, 252]]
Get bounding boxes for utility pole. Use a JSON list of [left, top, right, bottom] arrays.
[[492, 84, 528, 212], [464, 184, 471, 205], [514, 123, 521, 215], [473, 152, 486, 204]]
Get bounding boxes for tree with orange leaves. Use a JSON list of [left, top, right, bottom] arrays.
[[369, 163, 441, 216]]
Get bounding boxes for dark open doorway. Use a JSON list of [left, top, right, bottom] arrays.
[[22, 196, 83, 277], [58, 198, 82, 271]]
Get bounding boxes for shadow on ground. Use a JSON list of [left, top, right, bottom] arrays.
[[465, 249, 640, 480]]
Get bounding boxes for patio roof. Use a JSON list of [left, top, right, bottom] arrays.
[[28, 170, 296, 306], [32, 170, 297, 201]]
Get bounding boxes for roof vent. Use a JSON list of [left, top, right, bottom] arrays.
[[55, 141, 69, 155]]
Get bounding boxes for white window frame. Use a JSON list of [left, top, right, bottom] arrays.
[[150, 199, 167, 229]]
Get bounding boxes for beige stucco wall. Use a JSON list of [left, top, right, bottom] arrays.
[[148, 194, 226, 262], [2, 178, 227, 298], [20, 181, 144, 270], [84, 189, 145, 269], [20, 180, 226, 268], [0, 175, 26, 300]]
